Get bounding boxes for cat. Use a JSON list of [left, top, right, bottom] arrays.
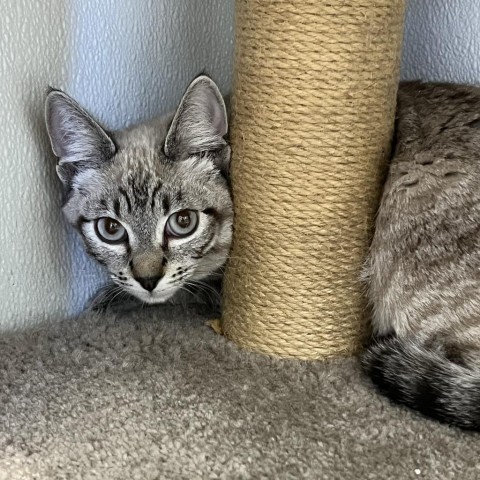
[[362, 81, 480, 430], [45, 75, 233, 306]]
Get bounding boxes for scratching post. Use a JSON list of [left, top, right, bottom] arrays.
[[222, 0, 406, 359]]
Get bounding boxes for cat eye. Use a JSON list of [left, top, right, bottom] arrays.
[[95, 217, 128, 244], [166, 210, 199, 238]]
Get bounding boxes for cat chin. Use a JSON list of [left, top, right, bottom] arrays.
[[128, 288, 178, 305]]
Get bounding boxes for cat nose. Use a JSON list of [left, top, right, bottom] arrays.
[[135, 275, 162, 292]]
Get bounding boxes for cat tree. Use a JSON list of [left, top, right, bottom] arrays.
[[222, 0, 406, 359]]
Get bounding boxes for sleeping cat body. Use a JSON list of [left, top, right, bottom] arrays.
[[45, 76, 233, 305], [363, 82, 480, 430]]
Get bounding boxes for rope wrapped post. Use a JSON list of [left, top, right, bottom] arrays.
[[221, 0, 406, 360]]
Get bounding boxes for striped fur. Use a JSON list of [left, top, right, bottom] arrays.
[[363, 82, 480, 430]]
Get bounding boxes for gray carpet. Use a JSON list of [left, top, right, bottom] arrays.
[[1, 306, 480, 479]]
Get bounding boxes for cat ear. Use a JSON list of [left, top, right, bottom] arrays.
[[45, 89, 116, 182], [164, 76, 228, 159]]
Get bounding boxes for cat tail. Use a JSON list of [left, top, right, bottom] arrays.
[[362, 335, 480, 430]]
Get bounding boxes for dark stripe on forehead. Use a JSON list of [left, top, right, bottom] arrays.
[[175, 190, 183, 204], [127, 175, 150, 210], [119, 187, 132, 213], [151, 181, 163, 210], [127, 175, 140, 198], [162, 195, 170, 214], [128, 174, 150, 200], [113, 198, 121, 217]]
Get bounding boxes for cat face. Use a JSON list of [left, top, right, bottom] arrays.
[[45, 76, 233, 304]]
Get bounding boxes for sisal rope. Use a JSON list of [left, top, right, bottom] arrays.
[[222, 0, 406, 360]]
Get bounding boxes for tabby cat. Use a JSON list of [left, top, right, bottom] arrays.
[[363, 82, 480, 430], [45, 75, 233, 305]]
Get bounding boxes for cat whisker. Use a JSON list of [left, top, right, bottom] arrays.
[[179, 284, 204, 303], [88, 284, 128, 311], [107, 288, 129, 307], [184, 279, 221, 305]]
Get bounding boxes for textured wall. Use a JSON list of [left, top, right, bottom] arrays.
[[1, 0, 479, 329], [0, 1, 71, 330], [0, 0, 234, 329], [401, 0, 480, 84]]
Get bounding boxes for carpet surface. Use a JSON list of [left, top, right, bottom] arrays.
[[1, 306, 480, 479]]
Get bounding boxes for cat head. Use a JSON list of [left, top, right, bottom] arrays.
[[45, 76, 233, 304]]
